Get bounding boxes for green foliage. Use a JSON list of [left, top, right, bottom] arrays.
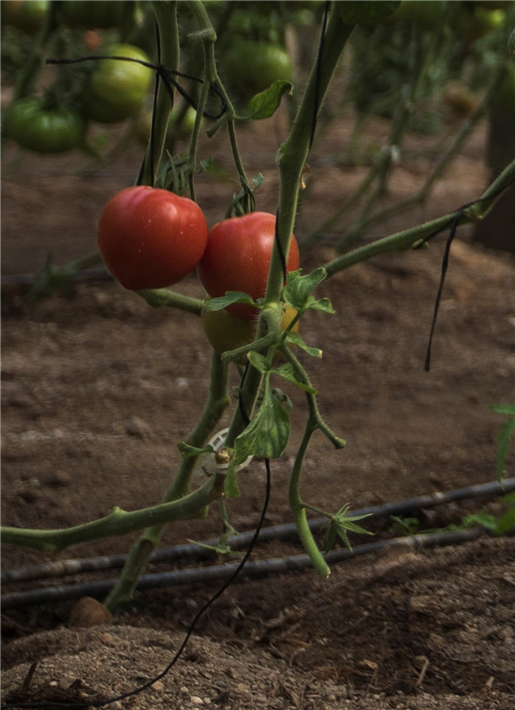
[[234, 380, 291, 464], [322, 505, 373, 552], [247, 80, 293, 120]]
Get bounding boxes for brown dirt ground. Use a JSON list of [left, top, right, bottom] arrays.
[[2, 109, 515, 710]]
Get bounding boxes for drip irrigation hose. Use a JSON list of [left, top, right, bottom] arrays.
[[0, 527, 486, 610], [3, 478, 513, 586]]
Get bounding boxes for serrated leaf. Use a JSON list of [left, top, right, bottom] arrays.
[[273, 363, 318, 394], [338, 0, 401, 25], [305, 296, 335, 314], [286, 332, 322, 358], [248, 351, 270, 373], [224, 460, 241, 498], [178, 442, 214, 457], [495, 419, 515, 481], [283, 268, 327, 310], [199, 156, 232, 181], [234, 382, 290, 464], [490, 404, 515, 416], [500, 492, 515, 504], [247, 80, 293, 120], [271, 387, 293, 413], [202, 292, 257, 312]]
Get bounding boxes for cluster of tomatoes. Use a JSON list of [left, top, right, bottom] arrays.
[[5, 1, 154, 154], [97, 188, 300, 356]]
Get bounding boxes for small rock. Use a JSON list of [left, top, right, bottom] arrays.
[[43, 470, 71, 487], [68, 597, 113, 628], [190, 697, 204, 705], [152, 681, 165, 692], [125, 416, 152, 438]]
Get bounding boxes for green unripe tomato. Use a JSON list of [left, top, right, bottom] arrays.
[[8, 98, 87, 153], [2, 0, 49, 33], [388, 0, 445, 28], [451, 6, 506, 42], [221, 40, 292, 95], [59, 1, 124, 29], [202, 304, 299, 364], [493, 67, 515, 118], [134, 105, 203, 148], [82, 44, 153, 124]]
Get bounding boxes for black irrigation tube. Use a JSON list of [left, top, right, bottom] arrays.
[[1, 528, 486, 609], [3, 478, 513, 587]]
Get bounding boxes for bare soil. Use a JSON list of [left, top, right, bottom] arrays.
[[2, 113, 515, 710]]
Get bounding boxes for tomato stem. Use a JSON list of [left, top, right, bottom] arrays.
[[104, 350, 230, 612]]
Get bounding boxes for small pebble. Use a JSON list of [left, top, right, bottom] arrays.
[[190, 697, 204, 705]]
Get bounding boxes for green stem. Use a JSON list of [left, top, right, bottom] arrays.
[[104, 350, 230, 612], [137, 289, 204, 315], [225, 9, 354, 448], [323, 157, 515, 278], [12, 1, 59, 101], [140, 1, 180, 186], [1, 475, 222, 554], [289, 417, 331, 579]]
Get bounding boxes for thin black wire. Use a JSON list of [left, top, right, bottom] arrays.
[[1, 461, 272, 710], [46, 56, 226, 120], [420, 180, 515, 371]]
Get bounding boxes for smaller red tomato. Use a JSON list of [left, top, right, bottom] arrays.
[[97, 186, 208, 290], [197, 212, 300, 320]]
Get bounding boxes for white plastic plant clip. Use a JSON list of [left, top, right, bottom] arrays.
[[196, 427, 253, 477]]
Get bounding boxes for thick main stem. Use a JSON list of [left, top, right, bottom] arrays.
[[104, 351, 230, 612], [225, 9, 355, 447]]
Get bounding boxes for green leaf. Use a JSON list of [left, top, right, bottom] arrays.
[[490, 404, 515, 416], [338, 0, 401, 25], [178, 442, 214, 457], [508, 28, 515, 54], [495, 419, 515, 481], [224, 460, 241, 498], [285, 332, 322, 359], [273, 363, 318, 394], [248, 351, 271, 374], [234, 381, 291, 464], [271, 387, 293, 414], [283, 268, 327, 311], [202, 292, 257, 312], [500, 492, 515, 504], [305, 296, 335, 314], [494, 507, 515, 536], [247, 80, 293, 120], [461, 512, 497, 531]]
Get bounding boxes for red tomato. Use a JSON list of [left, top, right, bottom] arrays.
[[97, 186, 208, 290], [197, 212, 300, 320]]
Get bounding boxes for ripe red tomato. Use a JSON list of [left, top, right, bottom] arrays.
[[197, 212, 300, 320], [97, 186, 208, 290]]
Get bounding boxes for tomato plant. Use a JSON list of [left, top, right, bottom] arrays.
[[97, 186, 208, 291], [82, 44, 153, 124], [197, 212, 300, 320], [221, 39, 292, 95], [2, 0, 48, 34], [8, 98, 87, 153], [202, 303, 299, 363], [59, 0, 124, 29]]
